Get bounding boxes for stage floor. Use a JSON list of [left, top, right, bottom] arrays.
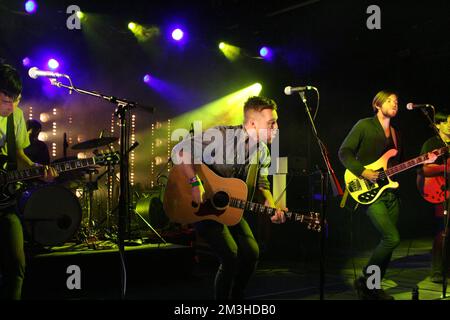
[[20, 237, 449, 300]]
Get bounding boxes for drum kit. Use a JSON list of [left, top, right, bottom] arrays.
[[20, 135, 166, 248]]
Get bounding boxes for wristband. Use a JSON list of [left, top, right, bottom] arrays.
[[188, 176, 198, 184], [191, 180, 201, 187]]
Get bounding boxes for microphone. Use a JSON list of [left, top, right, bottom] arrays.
[[28, 67, 67, 79], [406, 103, 433, 110], [284, 85, 315, 95]]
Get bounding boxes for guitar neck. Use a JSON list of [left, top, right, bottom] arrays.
[[4, 157, 96, 184], [229, 197, 311, 222], [385, 146, 447, 177]]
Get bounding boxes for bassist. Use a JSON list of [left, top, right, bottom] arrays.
[[339, 90, 403, 300]]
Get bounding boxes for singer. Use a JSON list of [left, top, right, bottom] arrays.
[[0, 63, 58, 300], [170, 96, 287, 300], [339, 90, 403, 300]]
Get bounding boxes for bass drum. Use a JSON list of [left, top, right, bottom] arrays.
[[19, 185, 82, 246]]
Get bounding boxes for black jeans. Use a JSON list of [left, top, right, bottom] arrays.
[[431, 213, 445, 275], [0, 211, 26, 300], [365, 191, 401, 280], [194, 217, 259, 300]]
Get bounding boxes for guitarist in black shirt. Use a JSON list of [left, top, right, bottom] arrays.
[[339, 90, 436, 300]]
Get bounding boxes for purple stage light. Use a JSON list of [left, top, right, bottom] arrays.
[[171, 28, 184, 41], [22, 57, 31, 67], [47, 58, 59, 70], [25, 0, 37, 14], [259, 46, 273, 60], [143, 74, 151, 83]]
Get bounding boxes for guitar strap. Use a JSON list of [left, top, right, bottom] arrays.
[[246, 164, 258, 202], [390, 126, 398, 150], [6, 112, 17, 170]]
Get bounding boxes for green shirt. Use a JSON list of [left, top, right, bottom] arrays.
[[338, 116, 402, 176], [0, 106, 30, 156]]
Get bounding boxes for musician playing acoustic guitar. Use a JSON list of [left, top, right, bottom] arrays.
[[171, 96, 286, 300], [418, 112, 450, 283], [339, 90, 437, 300], [0, 63, 57, 300]]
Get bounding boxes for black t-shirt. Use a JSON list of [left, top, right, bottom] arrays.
[[24, 139, 50, 165], [420, 136, 447, 165]]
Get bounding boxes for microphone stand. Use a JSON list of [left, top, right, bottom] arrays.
[[420, 107, 449, 298], [296, 90, 343, 300], [63, 132, 68, 159], [49, 77, 155, 299]]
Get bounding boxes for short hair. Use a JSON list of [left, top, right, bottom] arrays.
[[372, 90, 398, 113], [27, 119, 42, 132], [243, 96, 277, 116], [0, 64, 22, 100]]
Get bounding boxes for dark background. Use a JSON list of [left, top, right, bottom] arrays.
[[1, 0, 449, 259]]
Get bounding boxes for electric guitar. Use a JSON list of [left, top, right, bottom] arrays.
[[163, 163, 321, 232], [344, 147, 446, 205], [0, 152, 120, 210]]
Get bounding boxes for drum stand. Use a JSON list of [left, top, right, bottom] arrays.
[[82, 167, 99, 248]]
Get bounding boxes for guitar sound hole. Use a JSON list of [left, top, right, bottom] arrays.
[[212, 191, 229, 209]]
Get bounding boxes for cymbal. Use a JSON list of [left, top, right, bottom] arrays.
[[71, 137, 118, 150]]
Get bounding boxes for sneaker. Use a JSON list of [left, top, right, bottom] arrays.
[[373, 289, 395, 300], [353, 276, 377, 300]]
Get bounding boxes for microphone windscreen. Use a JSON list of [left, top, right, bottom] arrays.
[[284, 86, 292, 95], [28, 67, 38, 79]]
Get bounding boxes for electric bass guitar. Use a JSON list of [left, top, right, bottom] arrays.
[[0, 152, 119, 210], [163, 164, 321, 232], [344, 147, 446, 205]]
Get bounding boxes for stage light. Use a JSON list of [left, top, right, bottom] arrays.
[[170, 82, 263, 133], [171, 28, 184, 41], [38, 132, 48, 141], [25, 0, 37, 14], [219, 42, 240, 61], [39, 113, 50, 123], [252, 83, 263, 92], [259, 46, 273, 60], [143, 74, 151, 83], [128, 22, 137, 31], [22, 57, 31, 67], [155, 156, 166, 165], [47, 59, 59, 70], [155, 139, 163, 147]]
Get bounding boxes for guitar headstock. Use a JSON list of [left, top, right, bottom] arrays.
[[306, 212, 322, 232], [94, 151, 120, 166]]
